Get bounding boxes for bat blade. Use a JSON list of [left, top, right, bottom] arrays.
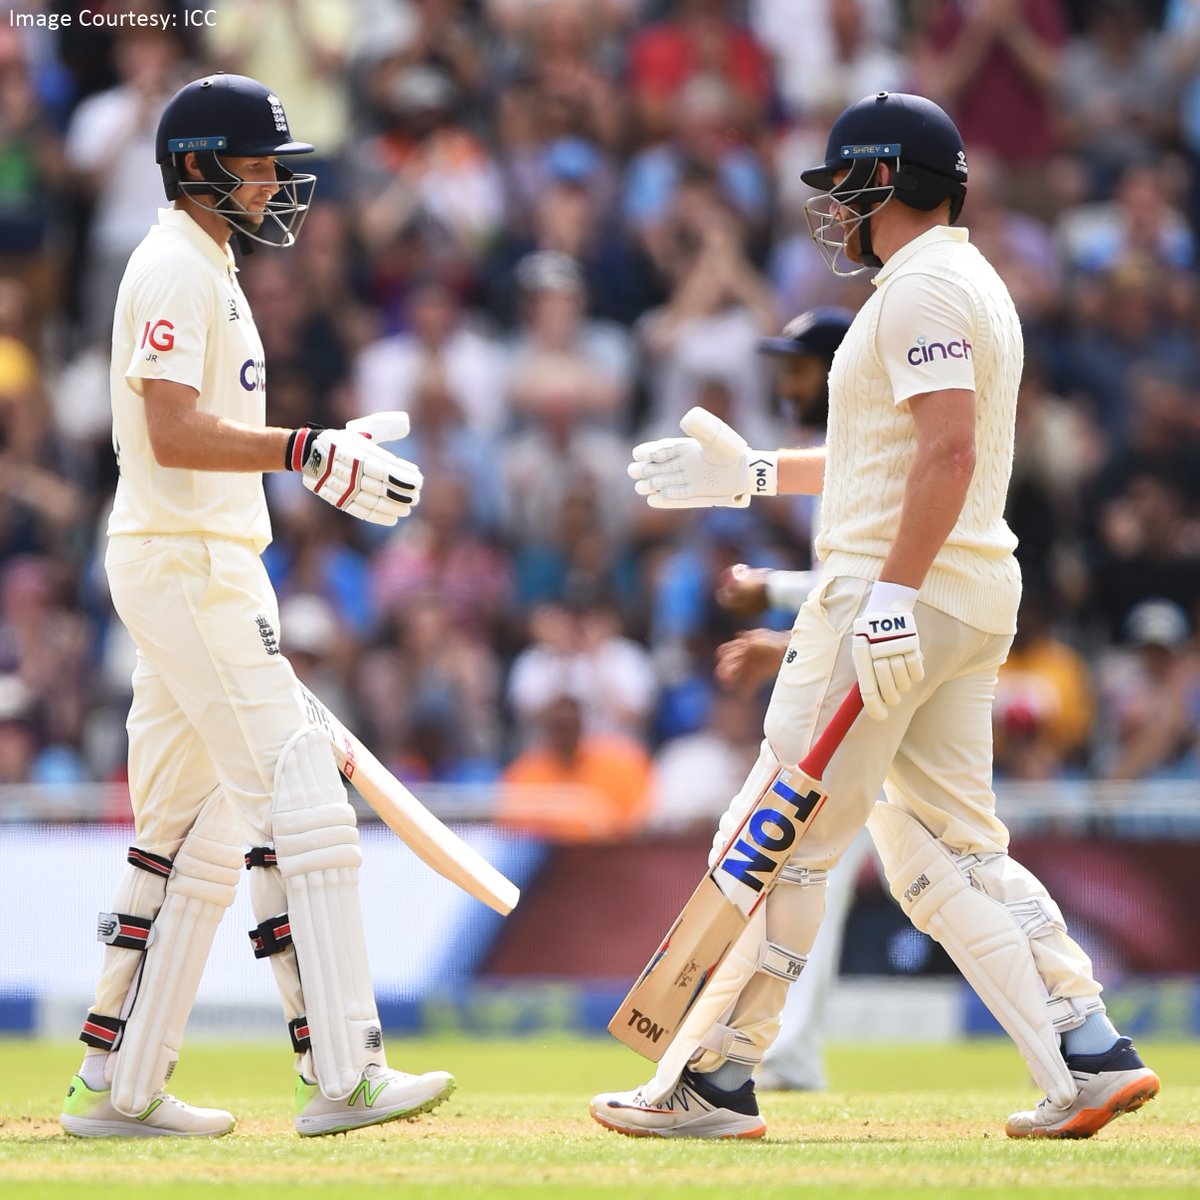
[[300, 685, 520, 915], [608, 685, 862, 1059]]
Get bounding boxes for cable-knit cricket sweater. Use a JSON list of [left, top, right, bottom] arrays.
[[815, 225, 1022, 635]]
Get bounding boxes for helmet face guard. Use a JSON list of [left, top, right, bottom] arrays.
[[156, 75, 317, 248], [803, 152, 896, 277], [170, 145, 316, 248]]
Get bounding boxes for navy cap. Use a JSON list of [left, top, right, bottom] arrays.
[[759, 308, 854, 362]]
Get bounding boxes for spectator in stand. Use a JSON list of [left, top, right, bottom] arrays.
[[499, 693, 653, 842], [505, 251, 633, 429], [1058, 261, 1198, 441], [507, 597, 657, 746], [628, 0, 772, 143], [0, 336, 86, 562], [0, 673, 38, 787], [0, 27, 67, 340], [371, 474, 513, 643], [501, 354, 635, 543], [203, 0, 354, 191], [751, 0, 905, 121], [1057, 160, 1195, 278], [912, 0, 1067, 216], [358, 594, 502, 782], [511, 480, 643, 620], [993, 588, 1095, 780], [64, 21, 187, 342], [486, 142, 646, 327], [354, 277, 509, 436], [1057, 1, 1174, 200], [647, 689, 765, 835], [636, 179, 778, 439], [1094, 599, 1200, 781], [351, 62, 506, 260], [625, 74, 772, 247]]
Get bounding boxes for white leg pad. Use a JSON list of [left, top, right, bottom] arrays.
[[644, 863, 827, 1101], [273, 727, 384, 1101], [869, 803, 1078, 1108], [109, 797, 243, 1116]]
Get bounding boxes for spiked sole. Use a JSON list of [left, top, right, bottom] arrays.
[[60, 1116, 234, 1138], [1006, 1072, 1161, 1139], [296, 1079, 456, 1137]]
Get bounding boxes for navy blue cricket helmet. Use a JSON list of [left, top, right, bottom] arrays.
[[156, 73, 316, 247], [801, 92, 968, 275]]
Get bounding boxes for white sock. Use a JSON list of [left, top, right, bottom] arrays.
[[1061, 1012, 1120, 1058], [79, 1051, 110, 1091], [701, 1059, 754, 1091]]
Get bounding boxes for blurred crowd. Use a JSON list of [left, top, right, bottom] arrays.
[[0, 0, 1198, 835]]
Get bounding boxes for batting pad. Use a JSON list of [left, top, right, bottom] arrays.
[[110, 796, 243, 1116], [273, 727, 385, 1101], [870, 803, 1077, 1108]]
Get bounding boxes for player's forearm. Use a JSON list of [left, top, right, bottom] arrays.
[[878, 438, 975, 589], [149, 407, 291, 473], [776, 446, 825, 495]]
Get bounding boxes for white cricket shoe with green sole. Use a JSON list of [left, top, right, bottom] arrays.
[[294, 1062, 455, 1136], [60, 1074, 235, 1138]]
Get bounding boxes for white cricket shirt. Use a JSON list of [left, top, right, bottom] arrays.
[[817, 225, 1022, 634], [107, 208, 272, 551]]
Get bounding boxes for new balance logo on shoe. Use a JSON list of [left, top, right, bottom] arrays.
[[348, 1078, 388, 1109]]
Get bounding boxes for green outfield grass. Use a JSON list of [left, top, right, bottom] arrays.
[[2, 1037, 1198, 1199]]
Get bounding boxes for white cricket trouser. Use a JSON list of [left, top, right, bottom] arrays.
[[90, 534, 310, 1021], [695, 573, 1101, 1070]]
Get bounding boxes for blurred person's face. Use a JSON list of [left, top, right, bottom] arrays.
[[534, 185, 592, 254], [114, 32, 176, 93], [774, 354, 827, 417], [525, 288, 582, 341], [410, 288, 457, 345], [831, 0, 864, 51]]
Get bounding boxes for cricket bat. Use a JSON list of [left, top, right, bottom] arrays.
[[300, 684, 520, 916], [608, 684, 863, 1058]]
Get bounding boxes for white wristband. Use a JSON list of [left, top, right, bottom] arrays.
[[867, 580, 919, 613], [746, 451, 779, 498]]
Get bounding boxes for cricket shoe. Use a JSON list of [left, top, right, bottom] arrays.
[[754, 1063, 827, 1093], [60, 1074, 234, 1138], [590, 1068, 766, 1139], [1005, 1038, 1160, 1139], [294, 1063, 455, 1136]]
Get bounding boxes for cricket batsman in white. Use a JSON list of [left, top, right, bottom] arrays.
[[592, 92, 1160, 1140], [61, 73, 454, 1138]]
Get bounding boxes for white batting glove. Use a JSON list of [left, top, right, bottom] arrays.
[[627, 407, 778, 509], [851, 581, 925, 721], [286, 411, 421, 526]]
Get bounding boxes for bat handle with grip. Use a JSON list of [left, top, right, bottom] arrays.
[[797, 683, 863, 781]]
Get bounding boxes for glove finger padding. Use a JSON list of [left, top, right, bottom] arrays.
[[344, 411, 411, 444], [679, 407, 749, 462]]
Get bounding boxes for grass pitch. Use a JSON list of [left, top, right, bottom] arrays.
[[1, 1037, 1197, 1199]]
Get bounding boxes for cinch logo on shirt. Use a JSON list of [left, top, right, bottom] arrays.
[[906, 335, 972, 366], [240, 358, 266, 391], [140, 319, 175, 352]]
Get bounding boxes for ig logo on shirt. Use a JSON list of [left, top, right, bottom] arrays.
[[240, 358, 266, 391], [906, 334, 972, 366]]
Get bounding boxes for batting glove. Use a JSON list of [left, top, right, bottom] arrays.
[[286, 411, 421, 526], [628, 407, 778, 509], [851, 581, 925, 721]]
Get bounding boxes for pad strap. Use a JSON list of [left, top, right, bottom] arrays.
[[97, 912, 153, 951], [245, 845, 278, 869], [758, 941, 808, 982], [249, 914, 293, 959], [289, 1014, 312, 1053], [698, 1020, 764, 1065], [80, 1011, 125, 1051], [127, 846, 173, 879]]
